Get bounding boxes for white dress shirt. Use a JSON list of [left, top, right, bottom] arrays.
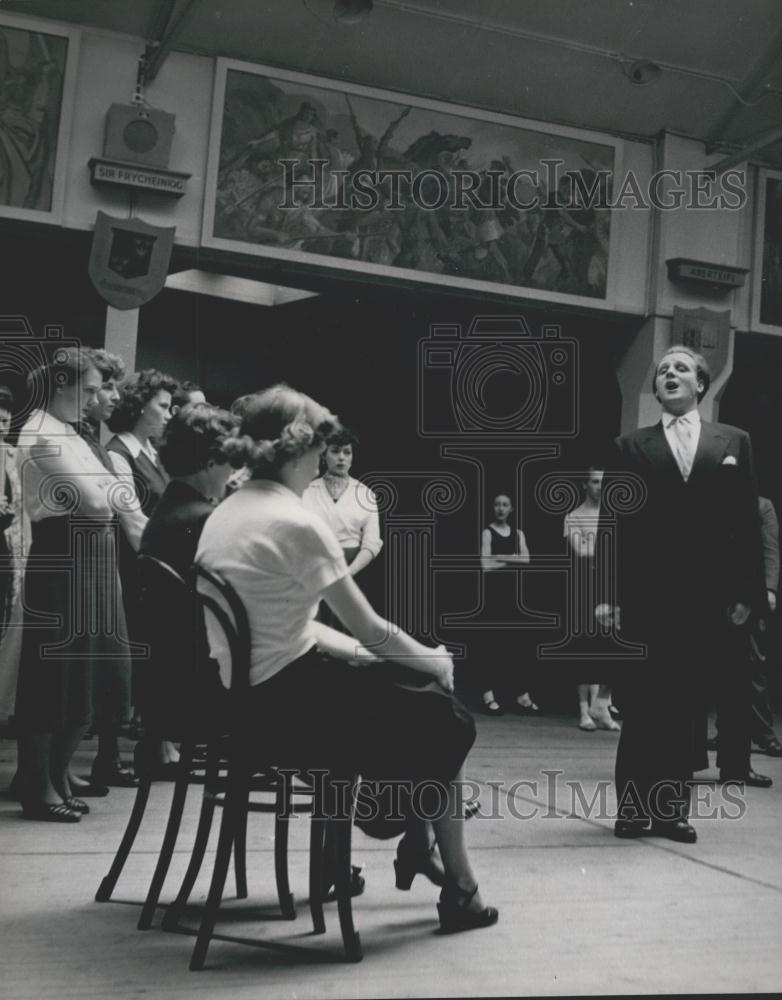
[[662, 409, 701, 480], [106, 432, 154, 550]]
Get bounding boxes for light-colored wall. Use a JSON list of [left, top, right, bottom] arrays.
[[5, 14, 656, 315], [60, 27, 213, 245], [652, 133, 747, 317], [611, 139, 653, 315]]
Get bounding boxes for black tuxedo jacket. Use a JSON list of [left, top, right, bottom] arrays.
[[611, 418, 762, 654]]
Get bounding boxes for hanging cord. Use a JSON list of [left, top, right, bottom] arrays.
[[131, 52, 149, 108]]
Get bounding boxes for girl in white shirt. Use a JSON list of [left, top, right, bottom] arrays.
[[15, 349, 131, 822], [302, 426, 382, 577], [197, 384, 497, 934]]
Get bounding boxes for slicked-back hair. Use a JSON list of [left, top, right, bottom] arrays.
[[653, 345, 711, 402]]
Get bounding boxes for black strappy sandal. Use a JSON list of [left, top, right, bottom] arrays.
[[437, 882, 499, 933], [21, 800, 82, 823], [63, 797, 90, 814]]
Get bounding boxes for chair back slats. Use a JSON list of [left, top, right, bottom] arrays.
[[138, 552, 188, 591], [195, 564, 252, 697]]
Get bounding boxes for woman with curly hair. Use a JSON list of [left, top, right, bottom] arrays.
[[196, 384, 498, 934], [106, 368, 178, 520], [102, 368, 178, 782], [302, 425, 382, 578], [135, 402, 236, 772]]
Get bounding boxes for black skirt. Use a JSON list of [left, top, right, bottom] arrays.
[[15, 516, 131, 734], [247, 647, 476, 839]]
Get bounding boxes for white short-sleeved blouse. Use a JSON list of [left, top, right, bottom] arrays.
[[196, 479, 349, 687], [302, 475, 382, 556]]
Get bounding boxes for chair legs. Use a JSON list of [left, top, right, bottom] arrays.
[[308, 812, 326, 935], [137, 743, 196, 929], [189, 769, 361, 969], [274, 781, 296, 920], [190, 768, 249, 971], [233, 800, 249, 900], [327, 776, 363, 963], [161, 746, 221, 932], [334, 817, 362, 961], [95, 775, 152, 902]]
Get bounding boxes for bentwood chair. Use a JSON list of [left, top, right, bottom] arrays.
[[184, 565, 362, 969], [95, 555, 309, 929]]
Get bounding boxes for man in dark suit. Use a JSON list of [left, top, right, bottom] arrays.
[[605, 344, 770, 845]]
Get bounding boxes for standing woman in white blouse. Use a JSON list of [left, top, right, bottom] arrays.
[[302, 426, 382, 578], [15, 349, 131, 822]]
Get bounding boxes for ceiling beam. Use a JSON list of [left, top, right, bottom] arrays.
[[710, 124, 782, 174], [143, 0, 202, 84], [705, 23, 782, 150], [145, 0, 178, 44]]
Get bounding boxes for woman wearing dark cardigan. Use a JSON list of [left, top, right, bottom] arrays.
[[103, 368, 177, 778], [135, 402, 236, 771]]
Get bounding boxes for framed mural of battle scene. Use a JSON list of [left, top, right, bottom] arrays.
[[753, 168, 782, 334], [202, 59, 623, 307], [0, 12, 80, 224]]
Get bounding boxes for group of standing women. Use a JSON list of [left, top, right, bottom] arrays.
[[2, 355, 499, 935], [3, 349, 204, 820]]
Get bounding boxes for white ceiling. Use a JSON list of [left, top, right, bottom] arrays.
[[6, 0, 782, 163]]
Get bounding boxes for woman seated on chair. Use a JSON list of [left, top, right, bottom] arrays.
[[136, 402, 237, 771], [196, 384, 498, 934]]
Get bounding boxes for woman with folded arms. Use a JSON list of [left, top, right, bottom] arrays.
[[302, 426, 382, 578], [196, 384, 498, 933], [15, 348, 130, 822]]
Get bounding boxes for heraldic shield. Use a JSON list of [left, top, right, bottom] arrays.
[[89, 211, 175, 310]]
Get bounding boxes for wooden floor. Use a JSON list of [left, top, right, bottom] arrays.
[[1, 713, 781, 999]]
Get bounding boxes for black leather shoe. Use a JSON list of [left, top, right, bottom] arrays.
[[91, 759, 138, 788], [754, 736, 782, 758], [720, 769, 773, 788], [649, 820, 697, 844], [614, 819, 649, 839]]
